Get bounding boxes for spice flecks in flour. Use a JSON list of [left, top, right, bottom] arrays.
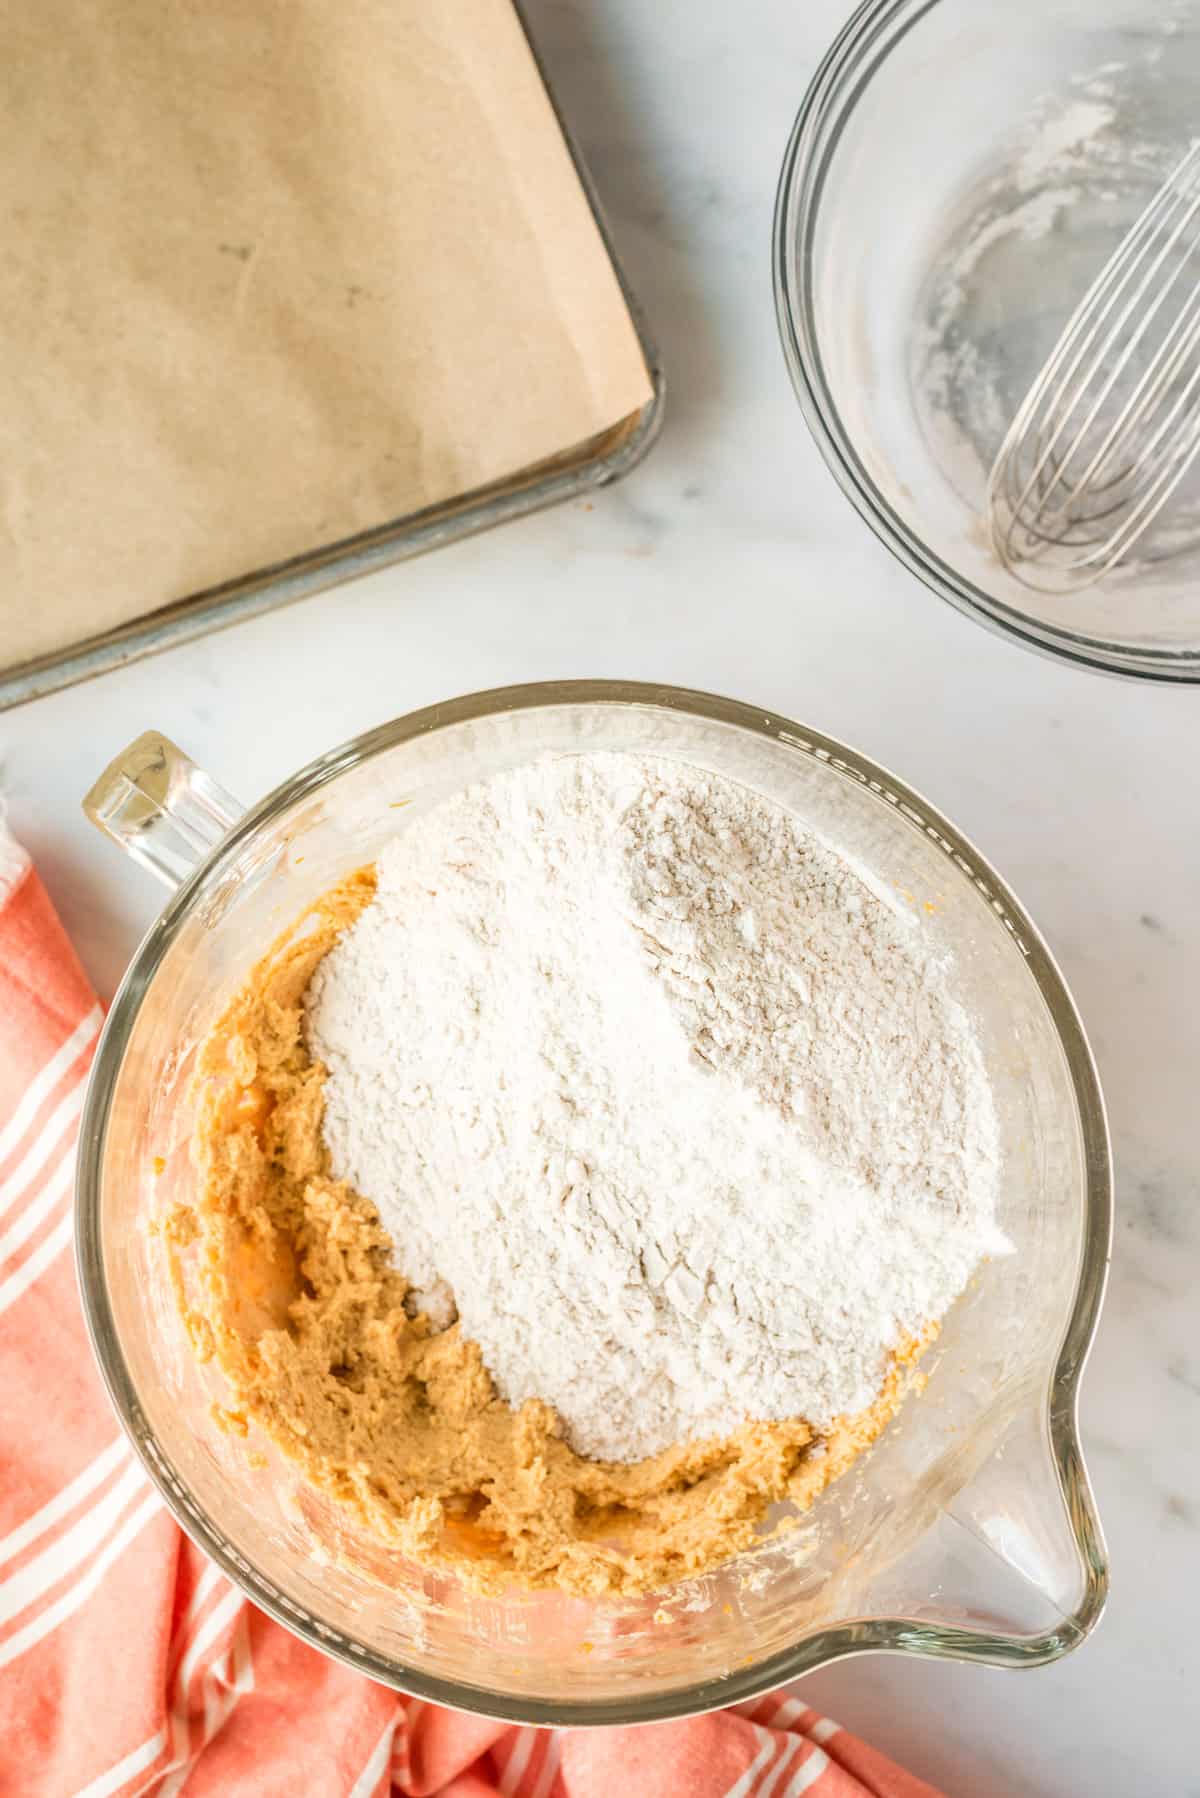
[[305, 753, 1004, 1464]]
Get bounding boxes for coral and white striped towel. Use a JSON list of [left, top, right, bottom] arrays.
[[0, 827, 947, 1797]]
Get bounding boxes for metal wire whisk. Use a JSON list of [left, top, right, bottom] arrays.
[[988, 142, 1200, 593]]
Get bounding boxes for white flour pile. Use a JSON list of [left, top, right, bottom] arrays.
[[305, 752, 1005, 1463]]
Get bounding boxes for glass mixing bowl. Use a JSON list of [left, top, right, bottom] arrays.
[[77, 682, 1110, 1724], [776, 0, 1200, 680]]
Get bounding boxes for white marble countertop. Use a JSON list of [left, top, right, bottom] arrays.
[[4, 3, 1197, 1792]]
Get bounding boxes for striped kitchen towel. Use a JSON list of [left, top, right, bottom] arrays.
[[0, 822, 947, 1797]]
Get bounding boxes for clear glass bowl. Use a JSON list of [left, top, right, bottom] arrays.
[[76, 682, 1110, 1724], [775, 0, 1200, 680]]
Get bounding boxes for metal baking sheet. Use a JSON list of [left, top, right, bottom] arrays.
[[0, 7, 663, 713]]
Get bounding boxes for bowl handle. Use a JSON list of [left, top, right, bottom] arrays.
[[82, 731, 244, 891]]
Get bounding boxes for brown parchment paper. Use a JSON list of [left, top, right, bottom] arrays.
[[0, 0, 653, 671]]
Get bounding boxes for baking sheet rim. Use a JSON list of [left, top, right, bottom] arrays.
[[1, 2, 664, 713]]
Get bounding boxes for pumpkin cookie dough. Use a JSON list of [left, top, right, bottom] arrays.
[[167, 871, 932, 1599]]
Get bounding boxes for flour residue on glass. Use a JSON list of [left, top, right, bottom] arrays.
[[910, 45, 1200, 567], [306, 752, 1006, 1465]]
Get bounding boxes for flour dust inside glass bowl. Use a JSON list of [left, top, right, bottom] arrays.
[[776, 0, 1200, 679], [77, 686, 1109, 1723]]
